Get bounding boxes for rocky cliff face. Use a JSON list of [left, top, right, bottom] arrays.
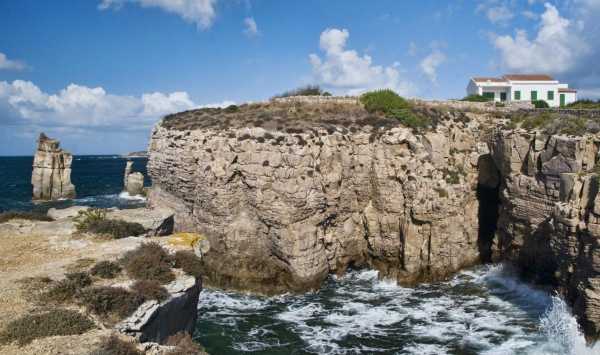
[[148, 100, 499, 294], [31, 133, 76, 200], [490, 129, 600, 341]]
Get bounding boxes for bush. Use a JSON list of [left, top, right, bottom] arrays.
[[77, 286, 143, 319], [274, 85, 327, 98], [90, 261, 122, 279], [66, 257, 97, 273], [0, 309, 94, 346], [533, 100, 550, 108], [461, 94, 492, 102], [165, 332, 206, 355], [131, 280, 169, 302], [0, 211, 53, 223], [75, 208, 145, 239], [90, 334, 143, 355], [566, 99, 600, 109], [172, 251, 203, 278], [120, 243, 175, 284], [44, 272, 92, 304], [360, 89, 410, 114], [224, 104, 239, 113]]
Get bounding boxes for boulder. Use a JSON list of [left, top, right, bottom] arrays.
[[124, 161, 145, 196]]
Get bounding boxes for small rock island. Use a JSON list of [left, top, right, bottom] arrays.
[[31, 133, 76, 201]]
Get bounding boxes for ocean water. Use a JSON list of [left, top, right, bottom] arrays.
[[0, 155, 149, 213], [195, 265, 600, 355]]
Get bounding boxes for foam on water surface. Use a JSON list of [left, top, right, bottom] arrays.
[[196, 264, 600, 355]]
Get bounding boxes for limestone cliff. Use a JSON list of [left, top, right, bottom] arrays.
[[490, 129, 600, 341], [31, 133, 76, 200], [147, 99, 500, 294]]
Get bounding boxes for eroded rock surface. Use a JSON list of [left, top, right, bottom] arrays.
[[124, 160, 145, 196], [490, 129, 600, 341], [31, 133, 76, 200], [148, 101, 497, 294]]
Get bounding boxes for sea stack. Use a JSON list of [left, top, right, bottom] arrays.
[[123, 160, 145, 195], [31, 133, 76, 200]]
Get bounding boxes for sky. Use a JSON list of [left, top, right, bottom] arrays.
[[1, 0, 599, 155]]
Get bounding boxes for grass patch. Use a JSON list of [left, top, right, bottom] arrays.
[[17, 276, 54, 302], [120, 243, 175, 284], [65, 258, 97, 273], [273, 85, 330, 98], [172, 250, 203, 278], [0, 309, 94, 346], [131, 280, 169, 302], [77, 286, 143, 320], [90, 334, 143, 355], [165, 332, 207, 355], [0, 211, 53, 223], [90, 260, 122, 279], [75, 208, 145, 239], [566, 99, 600, 109], [43, 272, 92, 304], [360, 90, 430, 130], [533, 100, 550, 109], [461, 94, 492, 102]]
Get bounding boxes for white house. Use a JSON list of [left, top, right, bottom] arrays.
[[467, 74, 577, 107]]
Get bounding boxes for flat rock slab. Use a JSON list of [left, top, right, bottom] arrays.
[[107, 208, 174, 236]]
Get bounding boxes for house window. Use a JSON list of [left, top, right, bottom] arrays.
[[531, 91, 538, 101], [514, 91, 521, 100], [547, 91, 554, 100]]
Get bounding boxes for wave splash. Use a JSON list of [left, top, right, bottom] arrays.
[[196, 265, 599, 355]]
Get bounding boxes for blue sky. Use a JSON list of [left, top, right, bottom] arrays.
[[1, 0, 599, 155]]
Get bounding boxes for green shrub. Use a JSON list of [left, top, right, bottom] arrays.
[[90, 334, 143, 355], [533, 100, 550, 108], [44, 272, 92, 304], [17, 276, 54, 302], [165, 332, 207, 355], [274, 85, 327, 98], [360, 89, 410, 113], [90, 261, 122, 279], [0, 211, 53, 223], [131, 280, 169, 302], [172, 250, 203, 278], [120, 243, 175, 284], [566, 99, 600, 109], [77, 286, 143, 319], [75, 208, 145, 239], [461, 94, 492, 102], [224, 105, 239, 113], [0, 309, 94, 346]]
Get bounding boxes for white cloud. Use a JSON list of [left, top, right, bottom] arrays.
[[243, 17, 259, 37], [420, 50, 446, 84], [0, 52, 26, 71], [0, 80, 205, 130], [477, 1, 514, 25], [522, 10, 538, 20], [309, 28, 415, 96], [99, 0, 217, 29], [493, 3, 589, 74]]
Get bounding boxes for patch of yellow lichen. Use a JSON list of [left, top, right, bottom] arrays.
[[168, 232, 206, 248]]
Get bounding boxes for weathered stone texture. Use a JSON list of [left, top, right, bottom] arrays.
[[124, 161, 145, 196], [31, 133, 76, 200], [148, 108, 491, 294], [490, 129, 600, 341]]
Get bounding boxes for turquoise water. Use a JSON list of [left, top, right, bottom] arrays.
[[195, 265, 600, 355], [0, 155, 149, 212]]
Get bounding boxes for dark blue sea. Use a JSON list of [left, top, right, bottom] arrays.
[[0, 155, 149, 213]]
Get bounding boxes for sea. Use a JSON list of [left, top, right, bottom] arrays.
[[1, 156, 599, 355]]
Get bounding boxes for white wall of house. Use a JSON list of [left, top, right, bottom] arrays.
[[467, 78, 577, 107], [561, 92, 577, 105], [508, 81, 560, 106]]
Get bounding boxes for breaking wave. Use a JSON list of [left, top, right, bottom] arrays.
[[196, 264, 600, 354]]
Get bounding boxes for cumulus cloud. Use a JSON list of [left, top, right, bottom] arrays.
[[493, 3, 589, 74], [309, 28, 415, 96], [0, 52, 26, 71], [99, 0, 217, 29], [243, 17, 259, 37], [0, 80, 203, 130], [420, 50, 446, 84]]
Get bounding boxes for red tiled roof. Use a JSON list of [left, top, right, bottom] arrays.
[[472, 77, 507, 83], [558, 88, 577, 93], [503, 74, 555, 81]]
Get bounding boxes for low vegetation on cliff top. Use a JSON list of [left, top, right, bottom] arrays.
[[506, 111, 598, 136], [0, 211, 53, 223], [74, 208, 145, 239], [160, 89, 467, 133]]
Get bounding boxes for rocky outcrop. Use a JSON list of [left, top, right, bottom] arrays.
[[31, 133, 76, 200], [117, 275, 201, 343], [147, 101, 498, 294], [490, 129, 600, 341], [124, 161, 145, 196]]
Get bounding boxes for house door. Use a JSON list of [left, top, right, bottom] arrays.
[[560, 94, 566, 107], [500, 92, 507, 101], [531, 91, 538, 101]]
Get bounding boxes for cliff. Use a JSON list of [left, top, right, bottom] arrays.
[[31, 133, 76, 200], [490, 128, 600, 341], [147, 99, 503, 294]]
